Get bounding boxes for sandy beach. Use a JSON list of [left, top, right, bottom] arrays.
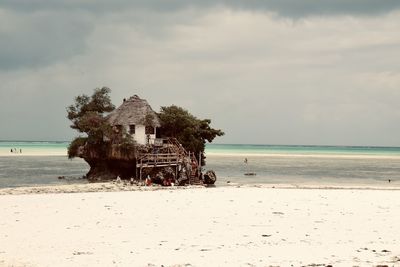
[[1, 185, 400, 267]]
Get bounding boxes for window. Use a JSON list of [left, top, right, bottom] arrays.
[[129, 125, 135, 134], [145, 126, 155, 135], [156, 127, 161, 138]]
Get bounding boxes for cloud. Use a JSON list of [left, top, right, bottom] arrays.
[[0, 2, 400, 145], [1, 0, 399, 70], [0, 8, 92, 70], [2, 0, 400, 16]]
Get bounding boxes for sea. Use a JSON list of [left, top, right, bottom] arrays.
[[1, 141, 400, 188]]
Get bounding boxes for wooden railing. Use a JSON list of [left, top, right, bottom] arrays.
[[139, 153, 180, 166], [136, 137, 202, 184]]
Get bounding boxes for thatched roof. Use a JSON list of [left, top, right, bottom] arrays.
[[107, 95, 161, 127]]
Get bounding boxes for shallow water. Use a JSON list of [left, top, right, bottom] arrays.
[[206, 155, 400, 187], [1, 141, 400, 188], [0, 156, 89, 188], [206, 143, 400, 157]]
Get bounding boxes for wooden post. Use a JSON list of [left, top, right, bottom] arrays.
[[175, 165, 178, 183], [199, 151, 202, 176], [139, 159, 142, 184]]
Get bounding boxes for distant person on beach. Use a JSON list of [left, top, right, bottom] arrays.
[[10, 148, 13, 153], [244, 158, 248, 164], [20, 149, 22, 153]]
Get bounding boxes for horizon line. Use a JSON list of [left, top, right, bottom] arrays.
[[1, 140, 400, 149]]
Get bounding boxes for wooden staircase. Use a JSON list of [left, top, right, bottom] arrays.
[[168, 138, 202, 185], [136, 138, 202, 185], [186, 152, 202, 185]]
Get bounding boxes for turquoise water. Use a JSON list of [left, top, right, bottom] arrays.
[[0, 141, 68, 155], [206, 144, 400, 157], [2, 141, 400, 157], [1, 141, 400, 188]]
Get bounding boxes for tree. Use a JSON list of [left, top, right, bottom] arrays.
[[158, 105, 224, 164], [67, 87, 115, 158]]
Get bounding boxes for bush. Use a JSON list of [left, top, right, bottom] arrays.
[[68, 137, 88, 159]]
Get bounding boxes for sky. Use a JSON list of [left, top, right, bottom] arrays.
[[0, 1, 400, 146]]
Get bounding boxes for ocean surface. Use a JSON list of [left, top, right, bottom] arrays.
[[1, 141, 400, 188]]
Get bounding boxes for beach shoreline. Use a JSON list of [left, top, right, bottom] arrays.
[[1, 186, 400, 266], [1, 181, 400, 196]]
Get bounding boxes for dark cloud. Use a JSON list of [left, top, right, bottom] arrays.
[[229, 0, 400, 17], [0, 9, 92, 70], [2, 0, 400, 17], [1, 0, 399, 70]]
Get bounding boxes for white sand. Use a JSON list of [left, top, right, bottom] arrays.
[[1, 186, 400, 267]]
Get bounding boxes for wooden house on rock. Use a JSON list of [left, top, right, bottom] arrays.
[[103, 95, 215, 186], [107, 95, 161, 145]]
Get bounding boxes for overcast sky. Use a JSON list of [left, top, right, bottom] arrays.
[[1, 1, 400, 146]]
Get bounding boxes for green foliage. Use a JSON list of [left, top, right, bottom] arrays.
[[120, 128, 136, 147], [67, 88, 224, 164], [67, 87, 115, 134], [158, 105, 224, 164], [67, 87, 116, 158], [118, 134, 137, 156], [67, 137, 88, 159]]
